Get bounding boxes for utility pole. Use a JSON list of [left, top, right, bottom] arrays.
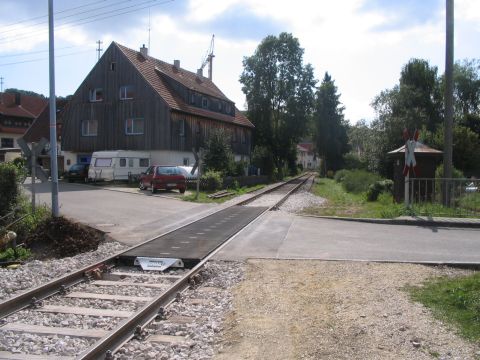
[[96, 40, 103, 61], [48, 0, 59, 217], [443, 0, 454, 206], [0, 77, 4, 92]]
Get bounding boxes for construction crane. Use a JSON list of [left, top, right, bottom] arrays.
[[199, 34, 215, 81]]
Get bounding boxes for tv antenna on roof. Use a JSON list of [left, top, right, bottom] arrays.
[[199, 34, 215, 81]]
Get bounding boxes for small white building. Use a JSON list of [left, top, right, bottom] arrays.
[[297, 142, 320, 170]]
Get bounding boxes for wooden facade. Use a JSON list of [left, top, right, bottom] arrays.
[[62, 42, 253, 158]]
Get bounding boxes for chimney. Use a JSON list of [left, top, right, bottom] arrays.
[[140, 44, 148, 57], [173, 60, 180, 68], [196, 68, 203, 77], [14, 92, 21, 106]]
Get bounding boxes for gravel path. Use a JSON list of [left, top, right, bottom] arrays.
[[215, 260, 480, 360]]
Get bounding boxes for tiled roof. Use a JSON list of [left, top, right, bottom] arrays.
[[115, 43, 254, 128], [22, 99, 67, 143], [388, 142, 443, 155], [0, 92, 47, 119], [298, 142, 315, 152], [297, 144, 309, 152]]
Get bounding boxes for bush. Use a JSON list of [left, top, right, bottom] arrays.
[[342, 170, 381, 194], [343, 153, 367, 170], [334, 169, 350, 183], [233, 160, 248, 177], [10, 198, 50, 243], [0, 162, 20, 218], [201, 170, 223, 191], [366, 179, 394, 201], [435, 163, 464, 179]]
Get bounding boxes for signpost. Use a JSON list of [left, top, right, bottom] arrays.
[[192, 148, 203, 200], [17, 138, 49, 211], [403, 129, 419, 207]]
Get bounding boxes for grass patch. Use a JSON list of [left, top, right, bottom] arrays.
[[182, 184, 266, 203], [304, 178, 404, 218], [409, 272, 480, 342]]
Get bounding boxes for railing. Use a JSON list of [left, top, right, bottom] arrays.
[[407, 177, 479, 217]]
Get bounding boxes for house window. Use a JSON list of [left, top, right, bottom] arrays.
[[225, 103, 232, 114], [139, 158, 149, 167], [202, 97, 208, 109], [217, 101, 222, 111], [125, 118, 144, 135], [119, 158, 126, 167], [119, 85, 134, 100], [129, 158, 134, 167], [190, 93, 195, 104], [179, 119, 185, 137], [1, 138, 14, 148], [110, 62, 116, 71], [81, 120, 98, 136], [89, 88, 103, 102]]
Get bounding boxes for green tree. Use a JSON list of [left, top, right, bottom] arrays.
[[313, 72, 349, 172], [370, 58, 443, 176], [240, 32, 316, 177], [203, 128, 234, 174]]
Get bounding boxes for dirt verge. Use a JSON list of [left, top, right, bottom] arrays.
[[215, 260, 479, 360]]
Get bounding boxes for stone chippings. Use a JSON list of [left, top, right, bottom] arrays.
[[0, 260, 244, 358], [0, 241, 129, 301], [115, 261, 245, 360], [279, 189, 326, 213]]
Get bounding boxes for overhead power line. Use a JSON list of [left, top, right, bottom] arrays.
[[0, 49, 92, 67], [0, 45, 77, 59], [0, 0, 134, 37], [1, 0, 110, 31], [0, 0, 174, 45]]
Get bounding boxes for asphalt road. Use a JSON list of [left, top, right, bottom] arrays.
[[215, 211, 480, 264], [23, 181, 215, 245], [24, 181, 480, 263]]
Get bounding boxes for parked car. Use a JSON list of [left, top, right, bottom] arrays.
[[65, 163, 89, 183], [178, 166, 198, 180], [139, 165, 186, 194], [465, 182, 478, 193]]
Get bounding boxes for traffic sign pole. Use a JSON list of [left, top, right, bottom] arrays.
[[48, 0, 59, 217], [31, 143, 36, 212]]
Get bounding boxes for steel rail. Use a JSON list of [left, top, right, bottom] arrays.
[[77, 172, 314, 359], [0, 173, 309, 319]]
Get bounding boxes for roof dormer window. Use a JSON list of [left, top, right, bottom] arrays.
[[89, 88, 103, 102]]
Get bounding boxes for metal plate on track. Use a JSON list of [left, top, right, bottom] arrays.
[[121, 206, 267, 262]]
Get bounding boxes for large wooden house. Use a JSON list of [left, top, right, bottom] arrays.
[[61, 42, 254, 168]]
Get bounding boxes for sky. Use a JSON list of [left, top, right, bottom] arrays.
[[0, 0, 479, 124]]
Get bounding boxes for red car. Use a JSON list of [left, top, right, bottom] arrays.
[[139, 165, 186, 194]]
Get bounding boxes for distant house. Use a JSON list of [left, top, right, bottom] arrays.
[[0, 92, 47, 150], [22, 100, 67, 171], [61, 42, 254, 169], [297, 142, 320, 170]]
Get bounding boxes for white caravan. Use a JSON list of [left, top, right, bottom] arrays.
[[88, 150, 151, 181]]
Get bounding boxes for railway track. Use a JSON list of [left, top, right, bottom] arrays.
[[0, 173, 314, 359]]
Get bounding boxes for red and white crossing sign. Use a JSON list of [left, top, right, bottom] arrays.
[[403, 129, 419, 177]]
